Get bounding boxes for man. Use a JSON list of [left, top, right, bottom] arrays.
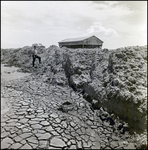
[[32, 45, 41, 67]]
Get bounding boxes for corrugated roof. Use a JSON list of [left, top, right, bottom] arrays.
[[59, 35, 103, 43]]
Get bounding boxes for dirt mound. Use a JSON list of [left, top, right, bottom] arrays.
[[61, 46, 147, 132]]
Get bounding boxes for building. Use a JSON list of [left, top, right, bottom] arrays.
[[58, 35, 103, 48]]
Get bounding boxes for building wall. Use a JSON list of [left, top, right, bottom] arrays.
[[60, 45, 102, 48], [59, 36, 103, 48], [83, 36, 103, 45], [59, 41, 82, 47]]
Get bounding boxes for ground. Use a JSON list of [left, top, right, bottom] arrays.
[[1, 64, 137, 149], [1, 45, 147, 149]]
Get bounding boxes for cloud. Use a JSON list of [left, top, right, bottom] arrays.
[[86, 22, 120, 38], [1, 1, 147, 49]]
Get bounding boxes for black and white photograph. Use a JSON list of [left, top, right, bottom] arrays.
[[1, 1, 147, 149]]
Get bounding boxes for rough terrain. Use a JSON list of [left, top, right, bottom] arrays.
[[1, 44, 147, 149]]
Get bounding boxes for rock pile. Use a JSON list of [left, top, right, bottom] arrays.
[[61, 46, 147, 133]]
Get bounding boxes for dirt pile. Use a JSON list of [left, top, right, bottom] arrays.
[[62, 46, 147, 132], [1, 44, 147, 148], [103, 46, 147, 132]]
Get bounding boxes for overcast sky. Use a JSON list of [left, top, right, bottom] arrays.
[[1, 1, 147, 49]]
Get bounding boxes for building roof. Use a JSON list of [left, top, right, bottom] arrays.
[[58, 35, 103, 43]]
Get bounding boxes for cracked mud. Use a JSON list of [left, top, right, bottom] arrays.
[[1, 65, 136, 149]]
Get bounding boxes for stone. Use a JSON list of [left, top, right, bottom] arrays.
[[20, 140, 27, 145], [36, 133, 51, 140], [1, 122, 6, 127], [1, 132, 10, 138], [48, 146, 60, 149], [32, 129, 38, 134], [61, 121, 67, 128], [50, 130, 60, 136], [50, 113, 58, 118], [6, 119, 18, 123], [22, 102, 29, 106], [112, 135, 120, 141], [9, 133, 17, 139], [26, 136, 38, 144], [40, 120, 50, 126], [69, 144, 77, 149], [110, 141, 119, 148], [118, 141, 126, 147], [28, 143, 38, 149], [123, 141, 128, 145], [50, 137, 66, 147], [104, 146, 112, 149], [86, 120, 93, 126], [55, 118, 61, 123], [80, 127, 86, 133], [18, 118, 29, 124], [36, 109, 44, 113], [17, 124, 27, 129], [31, 117, 45, 121], [31, 124, 42, 129], [44, 126, 54, 132], [21, 127, 32, 133], [83, 141, 92, 148], [19, 133, 32, 139], [17, 115, 24, 119], [13, 103, 22, 107], [37, 129, 46, 134], [26, 108, 34, 112], [76, 141, 82, 149], [20, 143, 32, 149], [39, 140, 48, 148], [28, 120, 39, 125], [1, 137, 14, 149], [25, 114, 35, 119], [123, 143, 135, 149], [38, 113, 49, 119], [70, 121, 76, 127], [9, 114, 18, 119], [9, 143, 22, 149], [15, 111, 27, 115], [94, 141, 101, 149], [14, 135, 23, 142]]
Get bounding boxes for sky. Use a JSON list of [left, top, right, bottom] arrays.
[[1, 1, 147, 49]]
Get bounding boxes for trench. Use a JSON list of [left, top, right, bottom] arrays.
[[62, 50, 146, 134]]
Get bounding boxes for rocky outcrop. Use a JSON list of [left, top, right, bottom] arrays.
[[62, 46, 147, 134], [1, 44, 147, 148], [102, 46, 147, 133]]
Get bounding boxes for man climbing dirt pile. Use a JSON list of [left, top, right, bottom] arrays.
[[32, 45, 41, 67]]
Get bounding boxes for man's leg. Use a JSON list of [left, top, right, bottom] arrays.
[[36, 55, 41, 64], [32, 55, 36, 67], [39, 56, 41, 64]]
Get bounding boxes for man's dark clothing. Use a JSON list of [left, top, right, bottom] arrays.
[[32, 54, 41, 67]]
